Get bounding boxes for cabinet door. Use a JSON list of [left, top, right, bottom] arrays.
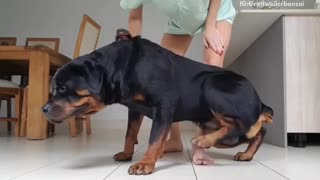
[[284, 16, 320, 133]]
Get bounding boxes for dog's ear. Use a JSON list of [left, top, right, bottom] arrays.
[[115, 28, 131, 41], [83, 60, 104, 95]]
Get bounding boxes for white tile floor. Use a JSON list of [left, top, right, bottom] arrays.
[[1, 128, 319, 180]]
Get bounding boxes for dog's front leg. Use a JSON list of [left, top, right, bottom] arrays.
[[113, 109, 143, 161], [128, 102, 174, 175]]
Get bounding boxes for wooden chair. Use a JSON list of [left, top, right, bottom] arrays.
[[25, 38, 60, 51], [0, 79, 22, 136], [0, 37, 22, 136], [70, 14, 101, 136]]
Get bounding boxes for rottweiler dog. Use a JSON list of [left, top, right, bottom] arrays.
[[42, 30, 273, 175]]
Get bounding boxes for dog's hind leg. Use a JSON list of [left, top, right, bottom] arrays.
[[234, 127, 266, 161], [192, 126, 231, 149], [113, 110, 143, 161], [192, 113, 235, 149], [245, 112, 272, 139]]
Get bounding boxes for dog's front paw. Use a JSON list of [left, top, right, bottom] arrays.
[[128, 162, 155, 175], [192, 136, 213, 149], [113, 152, 132, 161], [234, 152, 253, 161]]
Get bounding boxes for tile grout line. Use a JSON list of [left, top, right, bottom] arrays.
[[102, 161, 125, 180], [8, 159, 64, 180], [255, 160, 291, 180], [102, 142, 147, 180], [183, 136, 199, 180]]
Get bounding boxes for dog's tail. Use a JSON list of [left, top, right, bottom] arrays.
[[115, 29, 132, 41], [261, 103, 273, 124]]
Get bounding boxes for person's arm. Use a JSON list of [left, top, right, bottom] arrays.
[[128, 6, 143, 36], [203, 0, 224, 55]]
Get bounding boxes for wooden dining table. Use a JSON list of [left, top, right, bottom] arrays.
[[0, 45, 71, 140]]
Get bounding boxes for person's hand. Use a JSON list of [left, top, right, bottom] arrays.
[[203, 27, 224, 56]]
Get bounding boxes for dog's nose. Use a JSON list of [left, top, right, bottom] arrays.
[[42, 104, 50, 113]]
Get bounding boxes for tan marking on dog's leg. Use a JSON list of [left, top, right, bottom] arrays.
[[192, 126, 230, 149], [263, 112, 273, 124], [128, 132, 169, 175], [246, 112, 273, 139], [114, 113, 143, 162], [246, 117, 263, 139], [235, 128, 266, 161]]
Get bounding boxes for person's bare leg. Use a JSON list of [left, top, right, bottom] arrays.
[[192, 128, 215, 165], [160, 33, 193, 153], [192, 20, 233, 165]]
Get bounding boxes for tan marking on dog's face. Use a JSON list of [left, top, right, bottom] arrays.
[[53, 100, 73, 112], [71, 96, 105, 114], [133, 94, 145, 101], [76, 89, 91, 96], [56, 90, 106, 117]]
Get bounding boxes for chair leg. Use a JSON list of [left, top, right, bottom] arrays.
[[85, 116, 92, 135], [77, 117, 83, 134], [47, 123, 55, 137], [20, 87, 28, 137], [7, 99, 12, 134], [69, 117, 78, 137], [14, 90, 22, 137], [50, 123, 55, 135]]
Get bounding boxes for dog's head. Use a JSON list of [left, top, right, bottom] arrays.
[[42, 53, 109, 123], [43, 29, 133, 123]]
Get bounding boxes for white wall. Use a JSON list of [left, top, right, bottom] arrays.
[[0, 0, 203, 131]]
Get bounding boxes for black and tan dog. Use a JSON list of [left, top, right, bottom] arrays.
[[42, 30, 273, 175]]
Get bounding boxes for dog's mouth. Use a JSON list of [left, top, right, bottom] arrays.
[[47, 119, 63, 124], [72, 104, 91, 116], [46, 104, 90, 124]]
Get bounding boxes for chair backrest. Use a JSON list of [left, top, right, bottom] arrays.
[[73, 14, 101, 58], [0, 37, 16, 82], [25, 38, 60, 51], [0, 37, 17, 46]]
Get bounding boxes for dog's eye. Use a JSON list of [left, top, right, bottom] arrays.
[[57, 86, 67, 94]]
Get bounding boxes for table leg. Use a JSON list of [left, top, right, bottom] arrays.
[[69, 117, 78, 137], [26, 52, 50, 139]]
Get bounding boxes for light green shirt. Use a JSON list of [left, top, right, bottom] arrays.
[[120, 0, 237, 35]]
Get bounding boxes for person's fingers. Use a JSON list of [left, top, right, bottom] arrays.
[[211, 37, 223, 55], [203, 36, 209, 48], [218, 33, 224, 55], [208, 40, 218, 54], [215, 39, 223, 55]]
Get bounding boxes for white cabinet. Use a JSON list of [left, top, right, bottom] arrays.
[[284, 16, 320, 133], [229, 15, 320, 147]]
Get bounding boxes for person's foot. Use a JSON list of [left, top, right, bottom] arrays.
[[192, 144, 214, 165], [163, 123, 184, 153], [164, 136, 183, 153]]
